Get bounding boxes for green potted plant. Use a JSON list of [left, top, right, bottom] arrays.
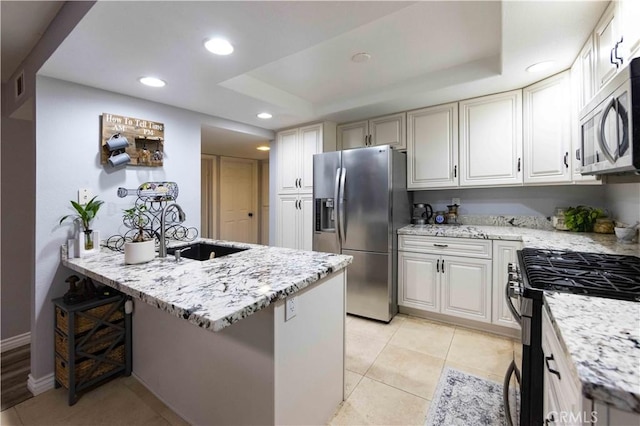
[[60, 196, 104, 250], [563, 206, 604, 232], [122, 205, 156, 264]]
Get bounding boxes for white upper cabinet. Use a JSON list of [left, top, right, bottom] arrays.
[[276, 124, 323, 195], [276, 129, 300, 194], [337, 121, 368, 150], [619, 0, 640, 62], [369, 113, 406, 150], [407, 103, 459, 189], [459, 90, 523, 187], [337, 113, 406, 150], [576, 35, 596, 113], [523, 71, 572, 184], [594, 2, 619, 91], [592, 0, 640, 93], [299, 124, 322, 193]]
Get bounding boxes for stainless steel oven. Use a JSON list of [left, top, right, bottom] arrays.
[[503, 262, 539, 426], [579, 57, 640, 175], [503, 248, 640, 426]]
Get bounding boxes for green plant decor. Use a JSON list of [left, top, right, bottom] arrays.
[[59, 196, 104, 232], [123, 205, 151, 242], [563, 206, 604, 232]]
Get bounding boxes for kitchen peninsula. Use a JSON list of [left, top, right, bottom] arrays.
[[61, 239, 352, 425]]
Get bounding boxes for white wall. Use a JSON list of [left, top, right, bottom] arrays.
[[413, 185, 608, 217], [604, 182, 640, 225], [1, 116, 34, 340], [32, 76, 202, 379]]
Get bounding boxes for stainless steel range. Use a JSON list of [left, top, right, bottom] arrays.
[[503, 248, 640, 426]]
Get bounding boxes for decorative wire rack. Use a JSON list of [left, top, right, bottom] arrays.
[[105, 182, 198, 252]]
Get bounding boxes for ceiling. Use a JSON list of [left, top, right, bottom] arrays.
[[0, 1, 64, 83], [10, 1, 609, 156], [201, 125, 270, 160]]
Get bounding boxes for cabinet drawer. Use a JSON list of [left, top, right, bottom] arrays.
[[398, 235, 492, 259]]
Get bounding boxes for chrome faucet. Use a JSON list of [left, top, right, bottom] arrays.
[[158, 203, 186, 258]]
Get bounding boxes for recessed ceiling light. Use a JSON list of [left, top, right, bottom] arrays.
[[526, 61, 555, 73], [256, 146, 270, 151], [204, 38, 234, 55], [351, 52, 371, 63], [139, 77, 166, 87], [257, 112, 272, 119]]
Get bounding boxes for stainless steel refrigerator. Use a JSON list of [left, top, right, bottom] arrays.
[[312, 145, 412, 322]]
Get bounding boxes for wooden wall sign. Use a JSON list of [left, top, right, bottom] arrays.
[[100, 113, 165, 167]]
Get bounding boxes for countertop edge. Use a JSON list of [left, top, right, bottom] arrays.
[[61, 244, 352, 332], [543, 293, 640, 414]]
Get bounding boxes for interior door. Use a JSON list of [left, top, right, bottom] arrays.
[[219, 157, 257, 243]]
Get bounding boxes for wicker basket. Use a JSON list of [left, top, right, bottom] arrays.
[[56, 302, 124, 335], [55, 325, 123, 360], [55, 344, 125, 389]]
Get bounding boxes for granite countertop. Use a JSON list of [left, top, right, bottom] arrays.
[[399, 224, 640, 412], [398, 224, 640, 256], [61, 239, 352, 332], [544, 293, 640, 413]]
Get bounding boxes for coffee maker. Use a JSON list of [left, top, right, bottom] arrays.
[[412, 203, 433, 225]]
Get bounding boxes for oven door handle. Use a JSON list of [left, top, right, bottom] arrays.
[[505, 281, 522, 324], [503, 359, 521, 426]]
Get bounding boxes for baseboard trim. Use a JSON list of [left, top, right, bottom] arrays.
[[1, 332, 31, 353], [27, 373, 55, 396]]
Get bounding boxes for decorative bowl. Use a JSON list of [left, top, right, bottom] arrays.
[[614, 227, 637, 243]]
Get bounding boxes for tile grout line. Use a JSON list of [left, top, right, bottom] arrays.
[[363, 375, 433, 403]]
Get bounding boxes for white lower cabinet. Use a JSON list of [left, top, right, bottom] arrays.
[[542, 308, 584, 425], [492, 240, 522, 329], [276, 194, 313, 251], [542, 308, 640, 425], [398, 251, 439, 312], [440, 255, 492, 323], [398, 235, 492, 324]]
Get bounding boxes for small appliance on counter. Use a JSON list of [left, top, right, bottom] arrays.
[[446, 204, 459, 224], [434, 211, 447, 224], [551, 207, 569, 230], [412, 203, 433, 225]]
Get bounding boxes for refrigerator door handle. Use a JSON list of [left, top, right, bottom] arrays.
[[338, 168, 346, 244], [334, 168, 342, 247]]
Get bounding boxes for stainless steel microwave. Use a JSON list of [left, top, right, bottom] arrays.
[[579, 57, 640, 175]]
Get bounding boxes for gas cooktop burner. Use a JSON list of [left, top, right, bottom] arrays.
[[519, 248, 640, 301]]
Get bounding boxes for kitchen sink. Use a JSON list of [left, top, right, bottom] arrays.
[[166, 242, 249, 261]]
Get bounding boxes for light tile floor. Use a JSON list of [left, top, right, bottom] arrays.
[[1, 314, 515, 425], [329, 314, 516, 425]]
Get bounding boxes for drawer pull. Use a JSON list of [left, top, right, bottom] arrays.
[[433, 244, 449, 248], [545, 413, 555, 425], [545, 354, 561, 380]]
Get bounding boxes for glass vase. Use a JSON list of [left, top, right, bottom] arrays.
[[83, 229, 94, 250]]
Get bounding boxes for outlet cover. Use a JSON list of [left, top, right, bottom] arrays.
[[78, 188, 93, 204], [285, 296, 297, 321]]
